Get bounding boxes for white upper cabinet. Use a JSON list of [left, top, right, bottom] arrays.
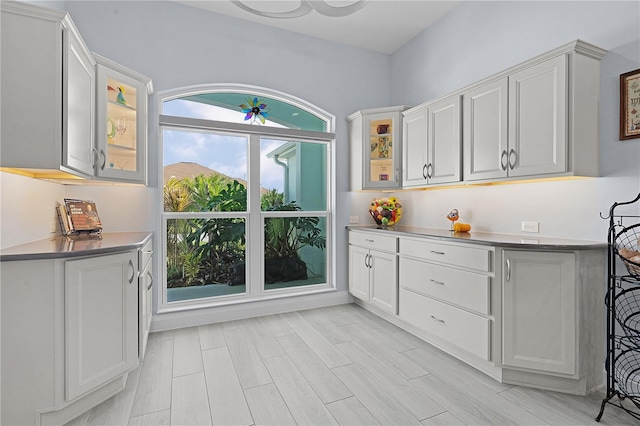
[[1, 1, 95, 178], [508, 55, 567, 178], [0, 1, 152, 185], [348, 106, 408, 190], [463, 78, 509, 181], [402, 107, 429, 187], [428, 95, 462, 184], [63, 27, 96, 176], [94, 54, 152, 184], [463, 41, 605, 183], [403, 95, 461, 188]]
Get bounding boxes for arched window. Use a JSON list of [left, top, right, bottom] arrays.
[[159, 85, 334, 310]]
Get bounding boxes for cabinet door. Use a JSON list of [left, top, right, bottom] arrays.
[[427, 95, 461, 185], [65, 251, 138, 401], [508, 56, 567, 177], [502, 250, 576, 375], [349, 245, 371, 301], [402, 108, 428, 187], [62, 28, 95, 177], [370, 250, 398, 315], [139, 265, 152, 361], [364, 111, 402, 189], [95, 56, 150, 184], [463, 78, 509, 181]]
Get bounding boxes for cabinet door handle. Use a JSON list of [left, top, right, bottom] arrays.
[[99, 150, 106, 171], [430, 279, 445, 286], [91, 147, 100, 169], [508, 149, 517, 170], [128, 259, 135, 284], [422, 164, 428, 180], [368, 254, 373, 269], [147, 271, 153, 291], [430, 250, 445, 255], [426, 163, 433, 179], [506, 258, 511, 282], [395, 168, 399, 182], [364, 254, 370, 268], [430, 315, 445, 323], [500, 150, 508, 171]]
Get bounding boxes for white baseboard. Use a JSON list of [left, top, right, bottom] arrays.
[[150, 290, 353, 332]]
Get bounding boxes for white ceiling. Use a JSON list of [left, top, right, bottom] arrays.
[[175, 1, 461, 54]]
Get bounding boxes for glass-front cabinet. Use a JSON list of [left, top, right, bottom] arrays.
[[348, 106, 408, 190], [94, 54, 152, 184]]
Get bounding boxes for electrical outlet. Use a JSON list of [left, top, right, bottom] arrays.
[[50, 220, 57, 233], [349, 216, 359, 224], [521, 221, 539, 233]]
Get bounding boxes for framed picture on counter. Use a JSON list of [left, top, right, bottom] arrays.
[[620, 68, 640, 140]]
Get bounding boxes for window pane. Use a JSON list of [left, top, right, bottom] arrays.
[[163, 93, 327, 132], [264, 216, 326, 289], [261, 139, 326, 211], [163, 129, 247, 212], [166, 218, 246, 302]]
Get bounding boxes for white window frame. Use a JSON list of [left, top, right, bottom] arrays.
[[157, 84, 336, 313]]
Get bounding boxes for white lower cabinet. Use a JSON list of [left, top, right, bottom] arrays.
[[138, 238, 153, 360], [400, 288, 491, 360], [348, 231, 398, 315], [348, 229, 605, 395], [65, 251, 139, 400], [0, 243, 150, 425], [398, 237, 494, 361], [502, 250, 576, 375]]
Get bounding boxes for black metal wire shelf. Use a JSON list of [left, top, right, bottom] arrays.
[[597, 192, 640, 423]]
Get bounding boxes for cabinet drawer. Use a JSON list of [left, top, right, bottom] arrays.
[[400, 288, 491, 361], [399, 257, 490, 315], [399, 238, 492, 272], [139, 238, 153, 270], [349, 231, 397, 253]]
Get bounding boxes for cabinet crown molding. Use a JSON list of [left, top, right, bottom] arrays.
[[0, 0, 66, 21], [93, 53, 154, 95], [405, 39, 607, 114], [347, 105, 410, 121]]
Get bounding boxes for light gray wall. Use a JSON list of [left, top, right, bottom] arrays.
[[391, 1, 640, 106], [348, 0, 640, 242]]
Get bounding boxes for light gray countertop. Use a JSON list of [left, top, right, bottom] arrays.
[[347, 225, 607, 250], [0, 232, 153, 261]]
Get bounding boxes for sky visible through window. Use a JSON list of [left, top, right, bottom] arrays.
[[163, 99, 285, 192]]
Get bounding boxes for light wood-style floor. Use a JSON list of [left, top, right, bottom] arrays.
[[66, 303, 638, 426]]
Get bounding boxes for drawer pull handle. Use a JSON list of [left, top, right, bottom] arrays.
[[430, 315, 445, 323], [430, 279, 445, 286], [430, 250, 445, 255], [365, 239, 375, 243]]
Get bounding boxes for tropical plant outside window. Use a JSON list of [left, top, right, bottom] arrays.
[[160, 88, 333, 308]]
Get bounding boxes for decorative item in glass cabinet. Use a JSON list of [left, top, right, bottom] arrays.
[[107, 118, 116, 143], [369, 197, 402, 226], [116, 118, 127, 136]]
